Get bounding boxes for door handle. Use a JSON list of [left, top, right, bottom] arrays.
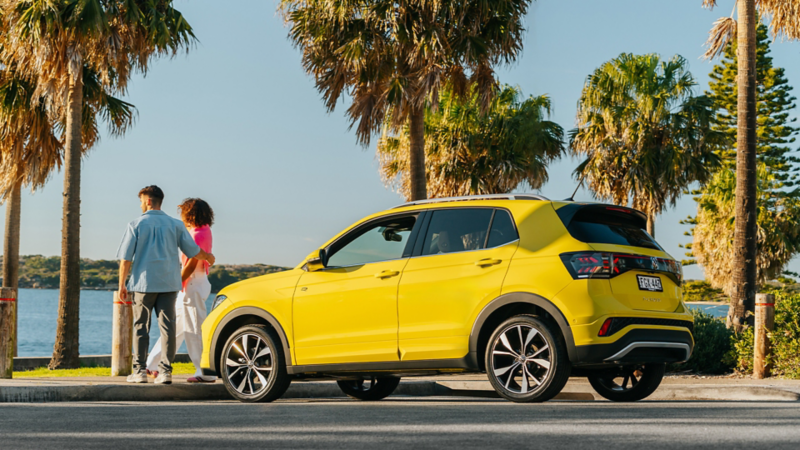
[[475, 258, 502, 267], [374, 270, 400, 279]]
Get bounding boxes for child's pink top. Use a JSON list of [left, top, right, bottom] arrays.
[[181, 225, 212, 278]]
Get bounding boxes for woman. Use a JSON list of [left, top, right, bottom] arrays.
[[147, 198, 216, 383]]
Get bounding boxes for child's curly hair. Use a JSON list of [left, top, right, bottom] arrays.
[[178, 198, 214, 228]]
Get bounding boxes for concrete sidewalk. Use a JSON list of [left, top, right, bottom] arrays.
[[2, 373, 799, 403]]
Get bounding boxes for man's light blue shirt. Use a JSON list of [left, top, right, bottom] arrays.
[[116, 210, 201, 293]]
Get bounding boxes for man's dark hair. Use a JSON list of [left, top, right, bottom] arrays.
[[138, 185, 164, 206]]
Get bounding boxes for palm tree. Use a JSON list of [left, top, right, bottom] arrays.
[[693, 164, 800, 297], [280, 0, 532, 201], [0, 0, 194, 368], [0, 63, 135, 358], [702, 1, 800, 331], [378, 84, 565, 199], [570, 53, 723, 237]]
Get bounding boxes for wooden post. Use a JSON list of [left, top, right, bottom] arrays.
[[111, 291, 133, 377], [753, 293, 776, 379], [0, 288, 17, 378]]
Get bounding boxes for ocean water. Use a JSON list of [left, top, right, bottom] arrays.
[[16, 288, 215, 357]]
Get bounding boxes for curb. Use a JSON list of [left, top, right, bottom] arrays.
[[1, 380, 797, 403]]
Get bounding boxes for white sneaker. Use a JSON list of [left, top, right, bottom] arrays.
[[126, 372, 147, 383], [154, 372, 172, 385]]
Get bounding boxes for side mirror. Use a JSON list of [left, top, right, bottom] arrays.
[[306, 249, 326, 272]]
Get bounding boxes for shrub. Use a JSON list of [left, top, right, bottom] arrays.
[[731, 326, 754, 374], [731, 291, 800, 378], [770, 294, 800, 378], [671, 307, 734, 374]]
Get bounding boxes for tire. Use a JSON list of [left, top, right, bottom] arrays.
[[221, 325, 291, 403], [587, 363, 665, 402], [485, 315, 571, 403], [336, 376, 401, 401]]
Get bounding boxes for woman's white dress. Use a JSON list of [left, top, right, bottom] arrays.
[[146, 264, 215, 380]]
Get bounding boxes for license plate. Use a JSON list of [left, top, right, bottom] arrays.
[[637, 275, 663, 292]]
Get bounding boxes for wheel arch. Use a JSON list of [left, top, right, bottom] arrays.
[[209, 307, 292, 375], [469, 292, 577, 370]]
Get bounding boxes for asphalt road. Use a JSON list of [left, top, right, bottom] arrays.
[[2, 397, 799, 449]]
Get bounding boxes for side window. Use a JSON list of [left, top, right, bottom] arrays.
[[487, 210, 518, 248], [421, 209, 493, 256], [326, 215, 416, 267]]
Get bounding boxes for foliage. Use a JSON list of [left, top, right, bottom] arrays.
[[570, 53, 723, 232], [280, 0, 533, 199], [0, 0, 195, 113], [691, 165, 800, 296], [377, 84, 565, 198], [731, 292, 800, 378], [684, 23, 800, 281], [279, 0, 531, 142], [708, 23, 799, 182], [768, 293, 800, 378], [671, 307, 734, 374], [0, 64, 136, 200], [731, 326, 755, 374], [0, 255, 288, 293], [702, 1, 800, 56], [682, 280, 727, 302]]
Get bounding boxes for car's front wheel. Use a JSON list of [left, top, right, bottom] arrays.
[[485, 315, 571, 403], [336, 376, 401, 400], [587, 363, 665, 402], [221, 325, 291, 403]]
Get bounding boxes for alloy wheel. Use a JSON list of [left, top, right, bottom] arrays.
[[224, 333, 275, 396], [490, 324, 552, 394]]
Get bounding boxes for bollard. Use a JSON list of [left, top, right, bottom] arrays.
[[753, 293, 776, 379], [0, 287, 16, 378], [111, 291, 133, 377]]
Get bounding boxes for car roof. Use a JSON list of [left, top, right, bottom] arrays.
[[391, 194, 549, 209]]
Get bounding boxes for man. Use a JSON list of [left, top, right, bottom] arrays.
[[116, 185, 216, 384]]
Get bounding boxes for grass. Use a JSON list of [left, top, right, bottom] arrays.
[[13, 362, 197, 378]]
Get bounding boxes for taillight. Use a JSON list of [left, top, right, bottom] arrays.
[[561, 252, 613, 278], [560, 252, 682, 283]]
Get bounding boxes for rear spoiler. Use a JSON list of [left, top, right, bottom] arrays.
[[553, 203, 648, 229]]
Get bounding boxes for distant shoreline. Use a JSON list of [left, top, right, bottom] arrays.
[[2, 255, 290, 293]]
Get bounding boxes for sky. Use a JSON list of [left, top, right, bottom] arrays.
[[2, 0, 800, 280]]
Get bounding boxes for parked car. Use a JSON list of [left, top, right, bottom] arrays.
[[200, 194, 693, 403]]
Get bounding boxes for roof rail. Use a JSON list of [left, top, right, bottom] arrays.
[[393, 193, 549, 209]]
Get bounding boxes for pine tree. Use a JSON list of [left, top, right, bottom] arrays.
[[706, 22, 799, 184], [683, 22, 800, 288]]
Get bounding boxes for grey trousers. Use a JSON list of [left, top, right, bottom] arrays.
[[132, 292, 178, 374]]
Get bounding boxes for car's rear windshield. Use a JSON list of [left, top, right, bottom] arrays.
[[561, 207, 662, 250]]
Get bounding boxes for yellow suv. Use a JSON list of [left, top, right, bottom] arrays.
[[201, 195, 693, 403]]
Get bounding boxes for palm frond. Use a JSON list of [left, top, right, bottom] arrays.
[[703, 17, 737, 60]]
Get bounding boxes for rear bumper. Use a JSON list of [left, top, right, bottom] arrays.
[[573, 328, 693, 366]]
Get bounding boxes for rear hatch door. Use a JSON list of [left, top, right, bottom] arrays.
[[555, 203, 682, 312]]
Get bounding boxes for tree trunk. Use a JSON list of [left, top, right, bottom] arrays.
[[646, 212, 655, 238], [728, 0, 758, 333], [2, 181, 21, 357], [408, 105, 428, 201], [50, 64, 83, 369]]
